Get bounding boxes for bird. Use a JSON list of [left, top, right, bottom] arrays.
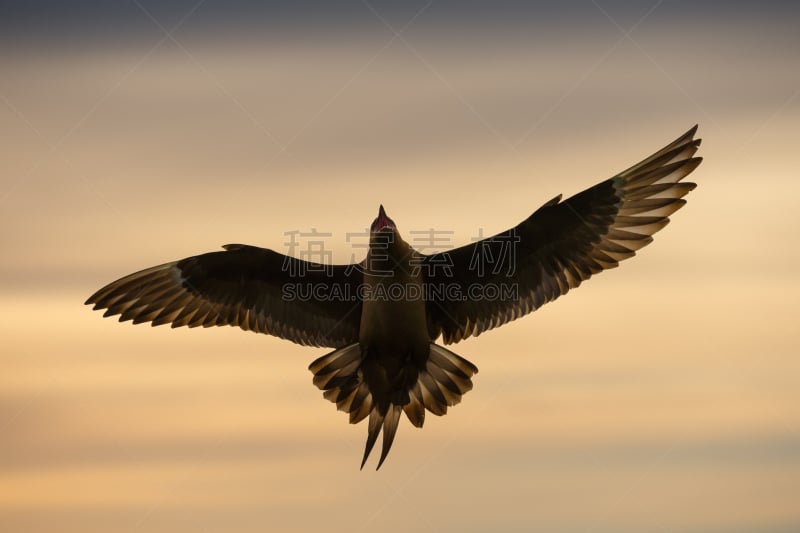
[[86, 126, 702, 469]]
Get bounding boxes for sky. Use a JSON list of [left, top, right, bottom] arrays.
[[1, 1, 799, 532]]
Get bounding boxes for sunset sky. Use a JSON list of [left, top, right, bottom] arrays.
[[1, 1, 799, 532]]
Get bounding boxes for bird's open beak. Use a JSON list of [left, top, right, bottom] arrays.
[[374, 204, 395, 231]]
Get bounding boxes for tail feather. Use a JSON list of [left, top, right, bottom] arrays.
[[377, 405, 402, 469], [308, 342, 478, 469], [310, 343, 361, 389], [361, 408, 384, 469], [426, 364, 464, 395], [418, 372, 449, 411], [428, 344, 479, 378], [403, 382, 425, 428], [349, 383, 372, 424], [411, 345, 478, 417], [418, 379, 447, 416]]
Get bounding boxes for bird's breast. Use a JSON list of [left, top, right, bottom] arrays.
[[359, 265, 429, 356]]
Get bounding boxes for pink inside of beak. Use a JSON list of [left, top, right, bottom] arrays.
[[374, 205, 394, 231]]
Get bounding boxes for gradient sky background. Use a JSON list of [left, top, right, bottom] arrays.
[[1, 1, 799, 532]]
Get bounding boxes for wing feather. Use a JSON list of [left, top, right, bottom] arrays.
[[425, 126, 702, 344], [86, 244, 362, 348]]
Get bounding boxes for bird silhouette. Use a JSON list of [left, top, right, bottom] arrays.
[[86, 126, 702, 469]]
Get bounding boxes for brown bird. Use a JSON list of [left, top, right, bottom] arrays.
[[86, 126, 702, 469]]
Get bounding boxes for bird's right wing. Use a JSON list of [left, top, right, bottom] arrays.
[[86, 244, 363, 348], [424, 126, 702, 344]]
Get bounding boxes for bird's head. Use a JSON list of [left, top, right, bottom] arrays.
[[368, 205, 407, 266], [370, 205, 396, 233]]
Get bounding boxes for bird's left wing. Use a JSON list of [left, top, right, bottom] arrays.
[[86, 244, 362, 348], [424, 126, 702, 344]]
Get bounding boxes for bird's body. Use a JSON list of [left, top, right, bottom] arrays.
[[87, 126, 703, 469], [359, 230, 428, 358], [360, 246, 428, 406], [310, 208, 477, 467]]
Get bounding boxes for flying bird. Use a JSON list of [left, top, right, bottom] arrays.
[[86, 126, 702, 469]]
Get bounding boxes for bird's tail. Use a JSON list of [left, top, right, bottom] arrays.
[[308, 343, 478, 469]]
